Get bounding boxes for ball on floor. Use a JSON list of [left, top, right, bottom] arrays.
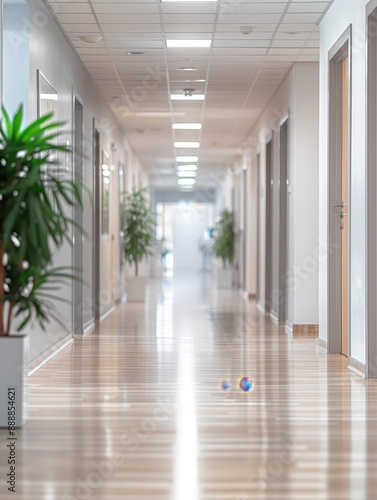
[[239, 377, 253, 392], [221, 380, 232, 391]]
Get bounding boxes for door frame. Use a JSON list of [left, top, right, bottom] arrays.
[[72, 92, 84, 334], [278, 113, 290, 322], [327, 27, 352, 354], [265, 134, 273, 313], [256, 151, 261, 304], [242, 167, 247, 292], [93, 121, 101, 321], [366, 1, 377, 378]]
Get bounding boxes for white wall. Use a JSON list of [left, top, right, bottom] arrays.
[[319, 0, 371, 364], [22, 1, 147, 365], [240, 63, 319, 326], [290, 64, 320, 324]]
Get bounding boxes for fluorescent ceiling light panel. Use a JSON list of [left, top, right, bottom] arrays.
[[174, 142, 200, 148], [163, 1, 217, 2], [173, 123, 202, 130], [177, 164, 198, 171], [178, 171, 197, 177], [176, 156, 198, 162], [171, 94, 205, 101], [178, 178, 196, 186], [167, 40, 211, 48]]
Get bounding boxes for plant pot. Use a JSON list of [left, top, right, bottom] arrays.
[[0, 335, 29, 428], [217, 268, 233, 288], [126, 276, 147, 302]]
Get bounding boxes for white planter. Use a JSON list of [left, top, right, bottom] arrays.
[[0, 335, 29, 428], [217, 267, 233, 288], [126, 276, 146, 302]]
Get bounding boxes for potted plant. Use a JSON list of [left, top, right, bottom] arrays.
[[121, 187, 156, 301], [213, 209, 234, 287], [0, 106, 82, 427]]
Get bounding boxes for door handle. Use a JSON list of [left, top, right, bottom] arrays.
[[334, 202, 348, 208]]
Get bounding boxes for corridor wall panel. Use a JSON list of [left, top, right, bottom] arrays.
[[319, 0, 369, 366], [241, 63, 320, 328], [21, 1, 147, 368]]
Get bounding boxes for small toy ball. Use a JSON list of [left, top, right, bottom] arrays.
[[239, 377, 253, 392], [221, 380, 232, 391]]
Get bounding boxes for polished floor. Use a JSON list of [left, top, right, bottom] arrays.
[[1, 273, 377, 499]]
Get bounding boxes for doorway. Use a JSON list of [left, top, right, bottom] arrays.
[[93, 125, 101, 320], [367, 4, 377, 378], [256, 153, 261, 303], [328, 29, 351, 356], [242, 168, 247, 291], [265, 139, 273, 312], [278, 118, 289, 322], [72, 96, 84, 334]]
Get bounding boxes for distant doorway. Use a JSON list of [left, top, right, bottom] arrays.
[[265, 139, 273, 312], [72, 96, 84, 334], [278, 118, 289, 322], [367, 4, 377, 378], [93, 125, 101, 320]]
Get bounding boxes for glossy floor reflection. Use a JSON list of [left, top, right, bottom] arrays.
[[1, 272, 377, 499]]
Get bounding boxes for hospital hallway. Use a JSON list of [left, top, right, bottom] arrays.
[[2, 272, 377, 500]]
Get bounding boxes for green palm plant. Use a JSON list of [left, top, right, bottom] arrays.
[[121, 187, 156, 277], [0, 106, 83, 336], [213, 209, 234, 268]]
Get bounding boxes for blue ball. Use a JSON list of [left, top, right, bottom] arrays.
[[239, 377, 253, 392], [221, 380, 232, 391]]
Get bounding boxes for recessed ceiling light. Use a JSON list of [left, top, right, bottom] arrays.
[[177, 171, 197, 178], [177, 164, 198, 171], [173, 123, 202, 130], [174, 142, 200, 148], [79, 35, 103, 43], [167, 40, 212, 48], [178, 178, 196, 186], [171, 94, 205, 101], [127, 51, 147, 55], [240, 26, 254, 35], [176, 156, 198, 162]]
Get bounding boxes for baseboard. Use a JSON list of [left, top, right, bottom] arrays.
[[83, 318, 95, 334], [285, 320, 293, 335], [348, 357, 366, 378], [240, 290, 256, 300], [287, 324, 319, 337], [257, 300, 267, 314], [270, 309, 279, 324], [100, 305, 116, 321], [28, 334, 73, 376], [316, 338, 327, 353]]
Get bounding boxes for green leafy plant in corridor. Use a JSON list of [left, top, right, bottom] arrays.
[[213, 209, 234, 268], [0, 106, 83, 336], [121, 187, 156, 277]]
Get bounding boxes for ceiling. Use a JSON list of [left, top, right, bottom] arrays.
[[47, 0, 334, 189]]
